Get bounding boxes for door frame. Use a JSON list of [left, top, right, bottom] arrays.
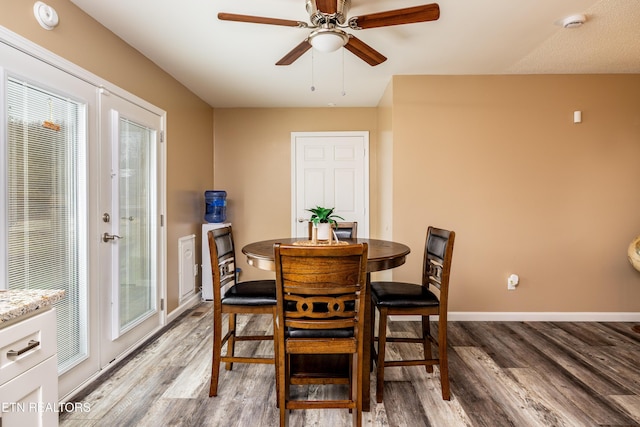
[[290, 131, 370, 237]]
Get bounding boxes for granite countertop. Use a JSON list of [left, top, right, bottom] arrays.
[[0, 289, 65, 325]]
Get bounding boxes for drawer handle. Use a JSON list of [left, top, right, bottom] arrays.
[[7, 340, 40, 358]]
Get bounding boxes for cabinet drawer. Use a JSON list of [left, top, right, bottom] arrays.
[[0, 308, 57, 384], [0, 356, 58, 427]]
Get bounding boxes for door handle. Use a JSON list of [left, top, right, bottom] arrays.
[[103, 232, 122, 242], [297, 217, 307, 223]]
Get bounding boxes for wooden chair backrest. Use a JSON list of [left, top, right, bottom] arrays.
[[207, 226, 237, 301], [274, 243, 368, 331], [334, 222, 358, 239], [307, 221, 358, 239], [422, 226, 455, 307]]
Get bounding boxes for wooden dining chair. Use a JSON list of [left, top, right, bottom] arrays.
[[307, 221, 358, 239], [371, 226, 455, 401], [207, 226, 277, 397], [274, 243, 368, 427]]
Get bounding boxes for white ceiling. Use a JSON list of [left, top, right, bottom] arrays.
[[69, 0, 640, 108]]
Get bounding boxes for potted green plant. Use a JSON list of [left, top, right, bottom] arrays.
[[307, 206, 344, 240]]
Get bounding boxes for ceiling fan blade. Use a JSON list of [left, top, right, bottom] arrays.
[[276, 40, 312, 66], [344, 36, 387, 66], [218, 13, 305, 28], [350, 3, 440, 29]]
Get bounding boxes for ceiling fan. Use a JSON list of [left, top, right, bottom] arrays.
[[218, 0, 440, 66]]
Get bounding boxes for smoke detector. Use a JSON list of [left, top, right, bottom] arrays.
[[561, 14, 587, 28], [33, 2, 59, 30]]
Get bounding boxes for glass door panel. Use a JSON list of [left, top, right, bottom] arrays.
[[5, 77, 89, 373], [115, 117, 156, 335]]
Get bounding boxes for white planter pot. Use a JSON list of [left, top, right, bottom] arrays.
[[316, 223, 332, 240]]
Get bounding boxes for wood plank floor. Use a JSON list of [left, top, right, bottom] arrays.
[[59, 303, 640, 426]]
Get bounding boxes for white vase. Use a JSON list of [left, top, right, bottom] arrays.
[[316, 223, 332, 241]]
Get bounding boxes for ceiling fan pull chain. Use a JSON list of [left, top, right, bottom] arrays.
[[341, 48, 346, 96], [310, 48, 316, 92]]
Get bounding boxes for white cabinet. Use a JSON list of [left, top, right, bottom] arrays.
[[0, 309, 58, 426], [179, 234, 197, 303]]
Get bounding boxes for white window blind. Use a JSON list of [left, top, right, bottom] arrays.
[[6, 77, 88, 373]]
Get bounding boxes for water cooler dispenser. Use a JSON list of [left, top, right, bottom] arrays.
[[204, 190, 227, 223], [202, 190, 229, 300]]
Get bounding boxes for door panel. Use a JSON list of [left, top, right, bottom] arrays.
[[335, 169, 356, 211], [99, 92, 162, 365], [1, 39, 101, 399], [291, 132, 369, 238]]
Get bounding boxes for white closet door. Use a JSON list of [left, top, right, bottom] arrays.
[[291, 131, 369, 238]]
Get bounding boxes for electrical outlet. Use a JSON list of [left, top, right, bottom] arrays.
[[507, 274, 519, 290]]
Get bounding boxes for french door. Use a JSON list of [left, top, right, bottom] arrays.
[[98, 91, 163, 366], [1, 31, 165, 399]]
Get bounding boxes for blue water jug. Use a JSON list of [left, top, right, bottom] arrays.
[[204, 190, 227, 223]]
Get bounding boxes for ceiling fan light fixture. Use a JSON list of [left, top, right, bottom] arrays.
[[309, 29, 349, 53]]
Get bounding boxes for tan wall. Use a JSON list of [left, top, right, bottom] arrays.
[[213, 108, 377, 281], [214, 76, 640, 313], [1, 0, 214, 312], [375, 82, 393, 239], [391, 75, 640, 312]]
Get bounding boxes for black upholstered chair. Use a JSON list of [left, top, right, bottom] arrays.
[[371, 226, 455, 401], [208, 226, 277, 397], [274, 243, 369, 427]]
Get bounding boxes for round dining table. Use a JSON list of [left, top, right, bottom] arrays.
[[241, 237, 411, 412], [242, 237, 411, 273]]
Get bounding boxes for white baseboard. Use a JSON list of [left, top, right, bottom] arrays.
[[167, 292, 202, 323], [391, 312, 640, 322]]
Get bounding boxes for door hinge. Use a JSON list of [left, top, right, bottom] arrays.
[[160, 130, 164, 143], [160, 298, 164, 311], [160, 214, 164, 227]]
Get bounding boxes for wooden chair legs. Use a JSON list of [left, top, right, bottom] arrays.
[[375, 307, 388, 403], [210, 305, 224, 396], [422, 315, 433, 374], [277, 353, 288, 426], [438, 316, 450, 400], [374, 309, 450, 402], [225, 313, 236, 371], [209, 309, 277, 397]]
